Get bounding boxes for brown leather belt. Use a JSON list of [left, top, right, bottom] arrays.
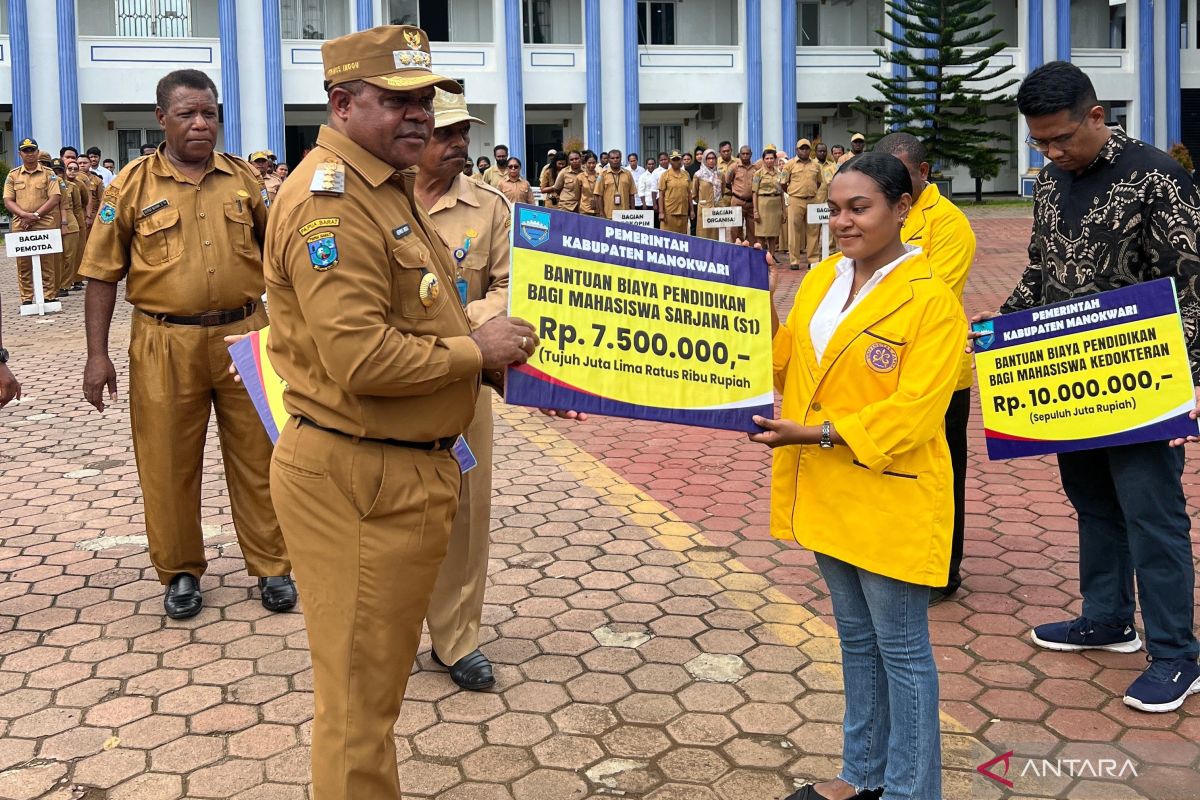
[[296, 416, 457, 452], [733, 194, 753, 203], [142, 301, 256, 327]]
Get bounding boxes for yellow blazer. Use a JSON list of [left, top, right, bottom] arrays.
[[770, 251, 966, 586], [901, 183, 977, 390]]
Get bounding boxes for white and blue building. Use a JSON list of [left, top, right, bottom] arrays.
[[0, 0, 1195, 193]]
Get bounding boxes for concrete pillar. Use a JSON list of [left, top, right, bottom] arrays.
[[235, 0, 269, 157], [26, 1, 63, 146]]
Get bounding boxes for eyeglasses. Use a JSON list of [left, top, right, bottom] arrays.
[[1026, 115, 1088, 154]]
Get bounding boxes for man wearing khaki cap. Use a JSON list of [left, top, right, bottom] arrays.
[[3, 139, 62, 304], [783, 137, 823, 269], [249, 151, 283, 205], [839, 131, 867, 164], [262, 25, 539, 800], [414, 88, 510, 693]]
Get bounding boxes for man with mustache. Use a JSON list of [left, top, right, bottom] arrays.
[[412, 87, 511, 692], [262, 25, 539, 799]]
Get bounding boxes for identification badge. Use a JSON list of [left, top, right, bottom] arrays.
[[456, 276, 469, 306], [614, 195, 621, 206], [451, 435, 477, 473]]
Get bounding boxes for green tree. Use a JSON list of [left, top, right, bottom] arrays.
[[853, 0, 1018, 201]]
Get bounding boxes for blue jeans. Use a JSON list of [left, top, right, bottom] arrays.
[[1058, 441, 1198, 660], [815, 553, 941, 800]]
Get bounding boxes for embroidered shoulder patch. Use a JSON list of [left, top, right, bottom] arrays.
[[307, 232, 339, 271], [298, 217, 341, 237], [98, 203, 117, 224]]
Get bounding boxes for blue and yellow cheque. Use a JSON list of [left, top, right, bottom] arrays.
[[973, 278, 1198, 459], [506, 204, 773, 432]]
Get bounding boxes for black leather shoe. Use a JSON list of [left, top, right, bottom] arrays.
[[164, 573, 202, 619], [259, 575, 297, 612], [432, 648, 495, 691]]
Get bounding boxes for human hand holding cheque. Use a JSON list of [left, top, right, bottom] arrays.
[[971, 278, 1199, 459], [505, 204, 774, 432]]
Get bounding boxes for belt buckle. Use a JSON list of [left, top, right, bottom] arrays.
[[198, 310, 224, 327]]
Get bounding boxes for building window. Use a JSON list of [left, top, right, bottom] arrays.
[[798, 2, 819, 46], [641, 125, 682, 162], [523, 0, 553, 43], [637, 1, 676, 45], [115, 0, 192, 38], [117, 128, 165, 168], [386, 0, 420, 25], [281, 0, 327, 40]]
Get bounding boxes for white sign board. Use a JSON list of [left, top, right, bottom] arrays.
[[701, 205, 743, 229], [612, 209, 655, 228], [531, 187, 545, 205], [6, 228, 63, 258], [807, 203, 830, 225]]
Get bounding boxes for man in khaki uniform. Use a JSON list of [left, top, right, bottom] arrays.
[[783, 138, 823, 269], [716, 140, 736, 206], [814, 141, 837, 203], [482, 144, 507, 187], [4, 138, 62, 304], [657, 150, 691, 234], [594, 149, 636, 218], [414, 88, 511, 692], [250, 151, 283, 205], [838, 131, 866, 164], [549, 150, 586, 212], [263, 26, 539, 800], [725, 145, 757, 243], [64, 160, 90, 288], [80, 69, 294, 620]]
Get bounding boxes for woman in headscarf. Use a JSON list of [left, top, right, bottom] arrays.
[[692, 149, 724, 240]]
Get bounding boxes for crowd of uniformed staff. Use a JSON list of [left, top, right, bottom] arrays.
[[466, 131, 865, 269]]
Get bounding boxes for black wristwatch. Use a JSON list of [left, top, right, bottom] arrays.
[[819, 420, 833, 449], [0, 347, 9, 365]]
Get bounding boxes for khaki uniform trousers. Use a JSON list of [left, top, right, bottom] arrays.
[[661, 214, 689, 235], [730, 198, 755, 245], [779, 200, 790, 252], [427, 388, 493, 664], [788, 199, 822, 266], [14, 219, 62, 302], [129, 307, 289, 584], [271, 419, 462, 800], [60, 231, 79, 291]]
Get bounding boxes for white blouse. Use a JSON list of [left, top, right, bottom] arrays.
[[808, 246, 922, 363]]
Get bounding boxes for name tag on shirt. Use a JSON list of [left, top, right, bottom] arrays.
[[141, 199, 169, 217]]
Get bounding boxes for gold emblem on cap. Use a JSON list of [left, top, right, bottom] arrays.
[[404, 29, 422, 50], [419, 272, 440, 307]]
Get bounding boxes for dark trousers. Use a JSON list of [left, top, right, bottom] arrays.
[[1058, 441, 1198, 660], [940, 388, 971, 591]]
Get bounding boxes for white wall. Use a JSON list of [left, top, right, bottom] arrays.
[[452, 0, 494, 42], [676, 0, 738, 46], [1072, 0, 1119, 48], [799, 0, 883, 47]]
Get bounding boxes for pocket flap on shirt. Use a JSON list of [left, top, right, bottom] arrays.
[[223, 200, 253, 225], [134, 205, 180, 235], [864, 328, 908, 347], [391, 238, 430, 269]]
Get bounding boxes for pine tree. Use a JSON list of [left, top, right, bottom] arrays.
[[852, 0, 1019, 201]]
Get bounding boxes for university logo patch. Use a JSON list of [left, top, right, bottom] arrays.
[[865, 342, 898, 373], [98, 203, 117, 224], [518, 208, 550, 248], [307, 232, 338, 271]]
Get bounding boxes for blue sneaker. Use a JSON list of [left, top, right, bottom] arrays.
[[1123, 657, 1200, 713], [1030, 616, 1142, 653]]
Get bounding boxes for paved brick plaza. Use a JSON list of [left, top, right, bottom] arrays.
[[0, 208, 1198, 800]]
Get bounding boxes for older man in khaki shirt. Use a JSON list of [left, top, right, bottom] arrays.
[[414, 88, 511, 693]]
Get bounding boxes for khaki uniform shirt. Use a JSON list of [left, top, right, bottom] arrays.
[[753, 169, 785, 197], [816, 159, 838, 203], [497, 176, 533, 206], [482, 165, 505, 188], [58, 177, 80, 234], [4, 164, 61, 231], [68, 178, 89, 230], [263, 125, 480, 442], [79, 151, 269, 315], [263, 172, 284, 205], [783, 158, 822, 200], [539, 165, 555, 200], [86, 170, 106, 224], [727, 162, 756, 202], [469, 172, 485, 184], [594, 166, 635, 218], [551, 166, 587, 212], [428, 174, 510, 330], [73, 172, 96, 223], [716, 157, 736, 202], [578, 171, 599, 215], [658, 169, 691, 216]]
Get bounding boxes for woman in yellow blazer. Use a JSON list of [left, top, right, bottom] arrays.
[[752, 153, 965, 800]]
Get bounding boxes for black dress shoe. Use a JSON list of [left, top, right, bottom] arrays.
[[432, 648, 495, 691], [164, 573, 202, 619], [259, 575, 297, 612]]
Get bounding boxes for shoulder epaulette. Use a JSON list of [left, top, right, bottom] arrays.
[[309, 158, 345, 196]]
